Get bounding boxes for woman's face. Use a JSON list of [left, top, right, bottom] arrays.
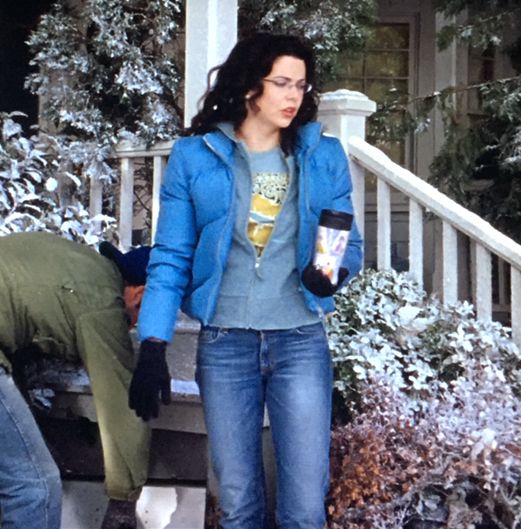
[[245, 55, 307, 133]]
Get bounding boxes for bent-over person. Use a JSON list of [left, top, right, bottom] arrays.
[[0, 232, 151, 529]]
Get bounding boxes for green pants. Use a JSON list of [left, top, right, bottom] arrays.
[[76, 310, 151, 501]]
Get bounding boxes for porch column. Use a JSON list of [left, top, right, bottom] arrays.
[[318, 90, 376, 238], [184, 0, 238, 128], [431, 12, 458, 294], [433, 12, 458, 154]]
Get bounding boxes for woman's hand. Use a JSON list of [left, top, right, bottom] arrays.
[[128, 339, 171, 421], [301, 264, 348, 297]]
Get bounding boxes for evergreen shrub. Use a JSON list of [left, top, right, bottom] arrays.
[[0, 112, 115, 242]]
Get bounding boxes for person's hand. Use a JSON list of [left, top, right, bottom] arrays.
[[301, 263, 348, 297], [129, 339, 171, 421]]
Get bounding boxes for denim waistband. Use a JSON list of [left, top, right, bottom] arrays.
[[200, 321, 325, 334]]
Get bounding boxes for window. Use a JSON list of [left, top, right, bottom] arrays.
[[324, 23, 414, 166]]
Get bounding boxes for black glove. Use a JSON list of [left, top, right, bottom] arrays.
[[129, 339, 171, 421], [302, 263, 349, 297]]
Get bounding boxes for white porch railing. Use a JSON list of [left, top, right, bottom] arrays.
[[91, 91, 521, 348], [347, 135, 521, 346], [107, 140, 173, 250]]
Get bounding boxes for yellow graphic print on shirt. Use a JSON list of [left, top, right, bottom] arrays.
[[248, 171, 289, 256]]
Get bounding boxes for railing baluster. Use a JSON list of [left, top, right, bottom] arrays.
[[474, 242, 492, 321], [349, 158, 365, 240], [442, 221, 458, 304], [512, 267, 521, 348], [409, 199, 423, 288], [377, 179, 391, 270], [119, 157, 135, 251], [89, 176, 103, 232], [151, 156, 165, 243], [497, 257, 507, 307]]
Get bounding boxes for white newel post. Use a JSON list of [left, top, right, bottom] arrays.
[[318, 90, 376, 239], [184, 0, 238, 127]]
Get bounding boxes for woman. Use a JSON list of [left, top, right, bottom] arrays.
[[131, 33, 363, 529]]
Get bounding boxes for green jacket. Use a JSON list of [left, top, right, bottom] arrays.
[[0, 232, 149, 500], [0, 232, 131, 372]]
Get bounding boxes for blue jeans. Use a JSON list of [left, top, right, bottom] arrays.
[[0, 369, 62, 529], [196, 322, 332, 529]]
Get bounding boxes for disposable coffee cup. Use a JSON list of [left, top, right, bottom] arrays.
[[313, 209, 353, 284]]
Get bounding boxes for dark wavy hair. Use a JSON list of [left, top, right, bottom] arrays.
[[184, 33, 319, 154]]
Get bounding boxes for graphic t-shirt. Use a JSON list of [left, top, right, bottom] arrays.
[[247, 148, 289, 257]]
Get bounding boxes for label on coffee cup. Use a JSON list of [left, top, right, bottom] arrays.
[[313, 225, 350, 285]]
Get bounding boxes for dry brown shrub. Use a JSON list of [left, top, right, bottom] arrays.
[[327, 382, 441, 528]]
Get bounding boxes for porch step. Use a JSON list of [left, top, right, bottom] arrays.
[[30, 312, 208, 487], [61, 480, 206, 529]]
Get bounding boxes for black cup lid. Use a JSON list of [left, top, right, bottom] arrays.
[[319, 209, 353, 230]]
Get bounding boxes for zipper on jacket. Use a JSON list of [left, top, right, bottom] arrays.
[[301, 152, 311, 215], [296, 128, 330, 319], [296, 149, 312, 275], [296, 125, 324, 273], [296, 122, 322, 218], [203, 136, 237, 314]]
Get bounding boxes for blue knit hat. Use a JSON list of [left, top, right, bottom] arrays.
[[99, 241, 151, 285]]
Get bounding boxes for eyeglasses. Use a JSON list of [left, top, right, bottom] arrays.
[[263, 77, 313, 94]]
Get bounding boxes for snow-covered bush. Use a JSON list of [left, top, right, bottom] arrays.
[[0, 112, 115, 244], [329, 268, 521, 406], [26, 0, 183, 147], [327, 269, 521, 529], [22, 0, 184, 229], [239, 0, 376, 81]]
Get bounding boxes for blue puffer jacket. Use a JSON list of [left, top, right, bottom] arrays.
[[138, 122, 363, 342]]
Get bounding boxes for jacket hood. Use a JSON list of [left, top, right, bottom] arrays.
[[215, 122, 239, 143]]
